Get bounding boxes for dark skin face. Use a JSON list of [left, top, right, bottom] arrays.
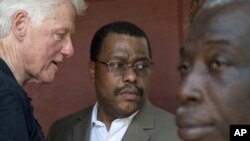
[[176, 3, 250, 141], [89, 33, 152, 130]]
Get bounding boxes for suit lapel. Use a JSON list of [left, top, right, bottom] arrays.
[[69, 102, 155, 141], [121, 122, 150, 141], [72, 107, 92, 141], [122, 101, 154, 141]]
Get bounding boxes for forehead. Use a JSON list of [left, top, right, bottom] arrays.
[[183, 3, 250, 56], [99, 33, 150, 59], [42, 1, 75, 32]]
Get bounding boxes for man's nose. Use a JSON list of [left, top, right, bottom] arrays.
[[61, 36, 74, 58], [178, 67, 205, 105], [122, 66, 137, 83]]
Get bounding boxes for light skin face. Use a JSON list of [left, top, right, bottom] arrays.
[[18, 1, 75, 84], [176, 3, 250, 141], [89, 33, 152, 129]]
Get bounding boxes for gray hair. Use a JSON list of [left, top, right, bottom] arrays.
[[203, 0, 247, 8], [0, 0, 87, 38]]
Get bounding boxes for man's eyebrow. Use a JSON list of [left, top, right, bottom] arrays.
[[135, 57, 151, 62], [205, 39, 232, 45]]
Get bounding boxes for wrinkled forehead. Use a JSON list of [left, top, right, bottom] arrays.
[[185, 2, 250, 52]]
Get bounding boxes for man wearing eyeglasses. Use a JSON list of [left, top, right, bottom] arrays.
[[46, 21, 180, 141]]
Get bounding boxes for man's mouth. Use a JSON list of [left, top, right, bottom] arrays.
[[178, 121, 216, 141], [176, 107, 217, 141], [119, 88, 138, 95], [115, 85, 143, 100], [52, 61, 58, 65]]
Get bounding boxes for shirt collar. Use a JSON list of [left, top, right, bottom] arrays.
[[91, 102, 139, 127]]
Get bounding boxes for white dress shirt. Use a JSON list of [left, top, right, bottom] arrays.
[[90, 102, 138, 141]]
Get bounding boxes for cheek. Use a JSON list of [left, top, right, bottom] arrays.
[[209, 76, 250, 123], [27, 31, 61, 63], [41, 41, 62, 58], [222, 70, 250, 107], [34, 31, 62, 53], [140, 76, 152, 91], [226, 83, 250, 119], [95, 73, 117, 96]]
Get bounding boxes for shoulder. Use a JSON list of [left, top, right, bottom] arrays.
[[134, 102, 176, 128], [0, 69, 13, 91], [49, 106, 93, 130], [47, 106, 93, 141], [150, 105, 179, 132], [125, 102, 181, 141], [151, 105, 175, 121], [0, 69, 26, 107], [150, 105, 181, 140], [0, 70, 38, 141], [138, 102, 175, 121], [0, 68, 25, 97]]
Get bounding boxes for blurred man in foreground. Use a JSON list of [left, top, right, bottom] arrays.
[[177, 0, 250, 141]]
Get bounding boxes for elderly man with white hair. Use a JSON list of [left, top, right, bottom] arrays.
[[0, 0, 87, 141]]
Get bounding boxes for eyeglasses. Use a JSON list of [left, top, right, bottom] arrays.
[[95, 60, 153, 76]]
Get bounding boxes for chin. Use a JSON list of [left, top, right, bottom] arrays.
[[24, 72, 56, 85], [43, 77, 55, 84], [178, 127, 226, 141], [118, 106, 139, 117], [38, 75, 56, 84], [116, 111, 134, 118]]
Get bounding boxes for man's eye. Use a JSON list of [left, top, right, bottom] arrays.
[[135, 63, 149, 69], [109, 62, 125, 69], [53, 33, 65, 41], [178, 62, 191, 74], [210, 60, 229, 70]]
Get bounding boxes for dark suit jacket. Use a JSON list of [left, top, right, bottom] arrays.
[[47, 101, 181, 141], [0, 59, 43, 141]]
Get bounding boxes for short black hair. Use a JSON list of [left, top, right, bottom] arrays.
[[90, 21, 152, 61]]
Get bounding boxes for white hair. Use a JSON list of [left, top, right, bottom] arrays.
[[0, 0, 87, 38], [203, 0, 247, 8]]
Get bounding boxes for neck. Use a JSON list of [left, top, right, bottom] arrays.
[[98, 106, 116, 131], [0, 38, 25, 86]]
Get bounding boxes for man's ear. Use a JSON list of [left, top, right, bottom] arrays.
[[88, 61, 96, 82], [11, 10, 28, 41]]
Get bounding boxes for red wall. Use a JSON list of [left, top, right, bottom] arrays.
[[24, 0, 189, 136]]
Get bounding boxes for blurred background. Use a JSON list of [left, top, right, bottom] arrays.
[[24, 0, 204, 137]]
